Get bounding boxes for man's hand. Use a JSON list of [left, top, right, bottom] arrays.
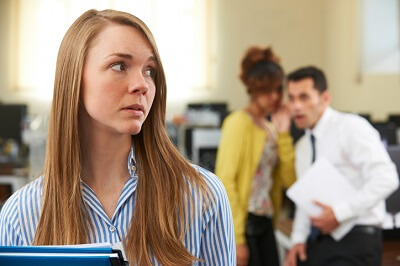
[[284, 243, 307, 266], [236, 244, 249, 266], [310, 200, 339, 234]]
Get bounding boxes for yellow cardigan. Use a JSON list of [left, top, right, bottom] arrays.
[[215, 110, 296, 245]]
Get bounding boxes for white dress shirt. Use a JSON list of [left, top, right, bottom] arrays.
[[291, 107, 399, 245]]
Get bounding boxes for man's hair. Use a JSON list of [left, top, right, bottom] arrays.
[[287, 66, 327, 93]]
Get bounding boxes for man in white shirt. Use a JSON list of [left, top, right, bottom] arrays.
[[284, 66, 399, 266]]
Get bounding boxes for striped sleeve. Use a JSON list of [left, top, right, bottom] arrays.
[[196, 167, 236, 265], [0, 191, 24, 246]]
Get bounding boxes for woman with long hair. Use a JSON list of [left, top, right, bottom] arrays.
[[215, 46, 295, 266], [0, 9, 235, 265]]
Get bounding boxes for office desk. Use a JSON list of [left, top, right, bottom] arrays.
[[0, 175, 27, 193]]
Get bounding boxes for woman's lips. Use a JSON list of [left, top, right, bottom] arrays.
[[122, 104, 144, 116]]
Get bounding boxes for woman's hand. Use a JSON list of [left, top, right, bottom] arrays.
[[236, 244, 249, 266], [284, 243, 307, 266], [271, 105, 291, 133]]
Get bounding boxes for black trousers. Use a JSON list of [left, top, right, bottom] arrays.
[[298, 225, 382, 266], [245, 213, 280, 266]]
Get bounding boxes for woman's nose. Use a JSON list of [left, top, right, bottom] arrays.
[[128, 71, 149, 94]]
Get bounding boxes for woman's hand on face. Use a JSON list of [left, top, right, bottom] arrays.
[[271, 105, 291, 133], [236, 244, 249, 266]]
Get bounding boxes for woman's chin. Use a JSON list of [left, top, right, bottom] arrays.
[[120, 125, 143, 136]]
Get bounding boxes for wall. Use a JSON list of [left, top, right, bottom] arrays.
[[0, 0, 52, 114], [0, 0, 399, 120], [323, 0, 400, 121], [0, 0, 11, 100], [210, 0, 400, 121], [203, 0, 326, 114]]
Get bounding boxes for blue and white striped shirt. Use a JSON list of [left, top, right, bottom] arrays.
[[0, 148, 236, 265]]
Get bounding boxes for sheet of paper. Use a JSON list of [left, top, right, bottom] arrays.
[[112, 242, 127, 261], [286, 157, 358, 240], [40, 242, 127, 261], [38, 242, 112, 248]]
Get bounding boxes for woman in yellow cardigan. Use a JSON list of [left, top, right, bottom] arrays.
[[215, 46, 295, 266]]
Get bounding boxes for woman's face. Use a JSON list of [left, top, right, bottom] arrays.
[[253, 86, 283, 115], [81, 24, 157, 136]]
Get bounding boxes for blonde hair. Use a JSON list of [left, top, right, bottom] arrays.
[[34, 9, 209, 265]]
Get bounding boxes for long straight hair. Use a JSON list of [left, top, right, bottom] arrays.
[[33, 9, 210, 265]]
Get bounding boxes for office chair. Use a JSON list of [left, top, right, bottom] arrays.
[[372, 122, 398, 146], [386, 145, 400, 228], [388, 115, 400, 127]]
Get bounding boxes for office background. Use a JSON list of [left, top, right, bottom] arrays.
[[0, 0, 399, 120], [0, 0, 399, 264]]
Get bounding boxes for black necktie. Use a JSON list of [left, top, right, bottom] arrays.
[[310, 134, 316, 163], [309, 133, 319, 241]]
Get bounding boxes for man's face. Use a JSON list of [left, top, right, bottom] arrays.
[[287, 78, 330, 129]]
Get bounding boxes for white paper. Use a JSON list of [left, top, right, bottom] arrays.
[[286, 158, 358, 240], [112, 241, 127, 261], [38, 242, 112, 248], [37, 242, 127, 260]]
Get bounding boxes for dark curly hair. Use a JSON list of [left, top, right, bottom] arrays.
[[287, 66, 327, 93], [239, 46, 283, 95]]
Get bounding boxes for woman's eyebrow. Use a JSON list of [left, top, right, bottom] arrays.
[[105, 53, 157, 64], [104, 53, 133, 59], [148, 55, 157, 63]]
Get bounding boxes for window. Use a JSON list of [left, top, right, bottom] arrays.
[[14, 0, 211, 101], [361, 0, 399, 73]]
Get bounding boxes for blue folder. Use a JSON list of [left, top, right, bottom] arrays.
[[0, 246, 128, 266]]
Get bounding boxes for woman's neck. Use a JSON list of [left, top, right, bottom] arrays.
[[80, 128, 132, 187], [246, 101, 268, 119], [79, 127, 132, 220], [245, 102, 269, 130]]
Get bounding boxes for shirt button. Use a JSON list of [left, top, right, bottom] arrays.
[[109, 226, 116, 232]]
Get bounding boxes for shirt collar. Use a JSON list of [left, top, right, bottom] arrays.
[[305, 106, 334, 139], [40, 144, 137, 197], [128, 144, 137, 178]]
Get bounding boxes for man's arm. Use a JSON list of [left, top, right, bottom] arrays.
[[310, 200, 339, 233], [332, 117, 399, 223], [290, 207, 311, 246]]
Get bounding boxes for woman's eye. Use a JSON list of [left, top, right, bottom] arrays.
[[145, 68, 155, 78], [111, 63, 125, 72]]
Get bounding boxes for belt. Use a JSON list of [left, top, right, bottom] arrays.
[[310, 225, 380, 242], [350, 225, 381, 235]]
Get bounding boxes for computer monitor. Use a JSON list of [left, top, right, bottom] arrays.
[[191, 128, 221, 172], [198, 148, 218, 173], [358, 113, 372, 123], [0, 104, 28, 145], [372, 122, 398, 146], [187, 102, 228, 126], [386, 145, 400, 216], [388, 115, 400, 127]]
